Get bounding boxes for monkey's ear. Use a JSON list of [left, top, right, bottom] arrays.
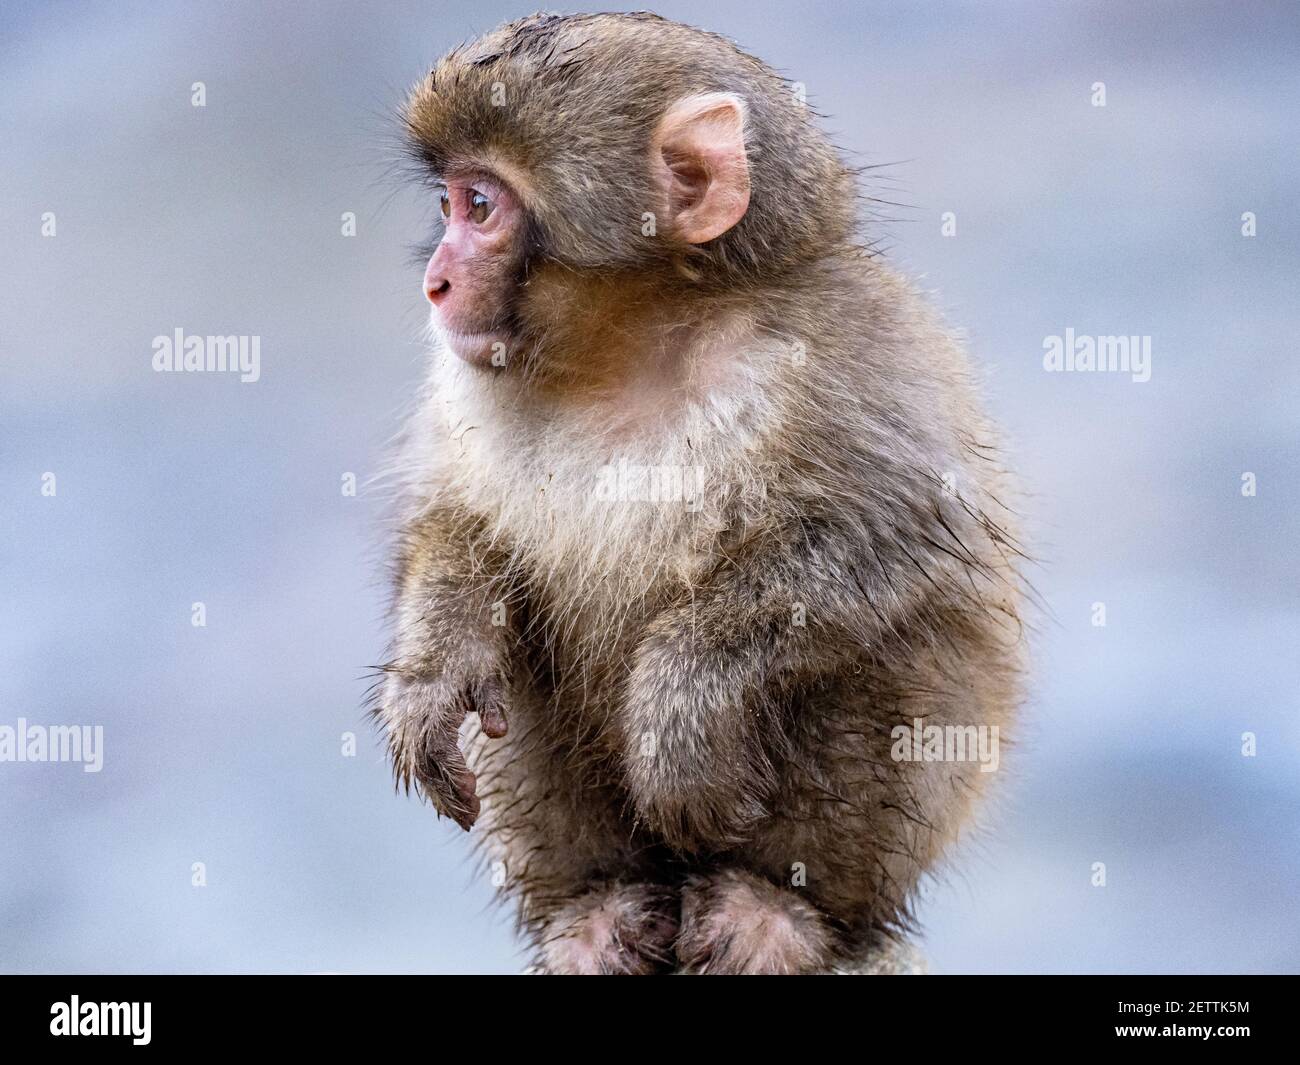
[[654, 92, 751, 245]]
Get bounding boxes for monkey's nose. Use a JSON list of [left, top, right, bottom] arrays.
[[426, 278, 451, 304]]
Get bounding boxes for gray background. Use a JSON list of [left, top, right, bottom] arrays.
[[2, 1, 1297, 973]]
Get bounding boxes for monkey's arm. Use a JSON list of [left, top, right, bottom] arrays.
[[375, 505, 514, 830], [621, 515, 979, 852]]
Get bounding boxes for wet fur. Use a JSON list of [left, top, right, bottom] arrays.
[[374, 13, 1026, 973]]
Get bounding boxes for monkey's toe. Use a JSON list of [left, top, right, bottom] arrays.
[[538, 882, 679, 975], [676, 869, 833, 975]]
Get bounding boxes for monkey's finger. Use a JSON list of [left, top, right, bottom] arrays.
[[419, 742, 480, 831], [478, 703, 508, 739], [447, 770, 481, 832], [444, 754, 480, 831], [474, 676, 509, 739]]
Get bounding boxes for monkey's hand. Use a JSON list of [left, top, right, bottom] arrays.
[[379, 666, 508, 831], [621, 621, 777, 853]]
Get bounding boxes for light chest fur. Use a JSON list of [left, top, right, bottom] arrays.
[[407, 335, 783, 657]]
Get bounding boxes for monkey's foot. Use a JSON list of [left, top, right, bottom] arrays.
[[538, 883, 679, 975], [676, 869, 833, 974]]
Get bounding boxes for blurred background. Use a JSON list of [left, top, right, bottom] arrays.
[[2, 1, 1297, 973]]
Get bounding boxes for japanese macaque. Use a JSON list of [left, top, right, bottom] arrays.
[[374, 11, 1025, 974]]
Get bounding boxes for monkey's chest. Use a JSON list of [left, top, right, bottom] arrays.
[[434, 359, 761, 669], [494, 459, 721, 695], [447, 413, 725, 620]]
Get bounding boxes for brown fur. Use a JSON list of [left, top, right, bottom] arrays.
[[374, 12, 1026, 973]]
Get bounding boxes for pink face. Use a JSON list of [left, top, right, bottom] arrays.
[[423, 175, 525, 367]]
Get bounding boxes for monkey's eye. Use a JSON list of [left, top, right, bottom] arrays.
[[469, 191, 494, 224], [438, 188, 451, 220]]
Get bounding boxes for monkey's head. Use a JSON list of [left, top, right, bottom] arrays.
[[403, 12, 857, 373]]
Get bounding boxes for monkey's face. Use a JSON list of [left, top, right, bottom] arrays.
[[416, 84, 753, 378], [423, 173, 528, 368], [405, 12, 856, 376]]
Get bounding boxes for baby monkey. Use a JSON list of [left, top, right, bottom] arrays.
[[376, 12, 1024, 974]]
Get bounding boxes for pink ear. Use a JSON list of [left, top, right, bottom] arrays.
[[654, 92, 751, 245]]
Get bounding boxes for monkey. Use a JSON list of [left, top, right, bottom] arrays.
[[373, 11, 1026, 975]]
